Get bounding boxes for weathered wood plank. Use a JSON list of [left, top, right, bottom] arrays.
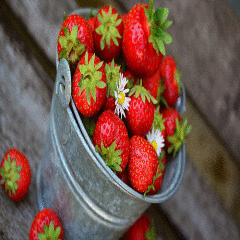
[[0, 21, 53, 239], [5, 0, 80, 65]]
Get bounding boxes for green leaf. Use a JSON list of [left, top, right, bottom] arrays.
[[154, 8, 169, 25], [70, 24, 78, 41], [95, 61, 104, 71], [58, 36, 67, 47], [96, 81, 106, 89], [62, 27, 70, 38], [162, 31, 172, 45], [161, 20, 173, 29], [156, 39, 165, 55]]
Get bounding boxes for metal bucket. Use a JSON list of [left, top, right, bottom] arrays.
[[36, 8, 186, 240]]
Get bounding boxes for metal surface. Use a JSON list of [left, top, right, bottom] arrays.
[[37, 8, 186, 240]]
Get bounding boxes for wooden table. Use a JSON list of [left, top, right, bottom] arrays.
[[0, 0, 240, 239]]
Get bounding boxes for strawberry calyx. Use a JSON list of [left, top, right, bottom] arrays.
[[144, 0, 172, 55], [175, 69, 182, 95], [78, 52, 106, 105], [37, 220, 61, 240], [145, 218, 156, 240], [58, 25, 85, 65], [0, 154, 21, 196], [95, 6, 122, 50], [129, 80, 158, 104], [105, 59, 121, 98], [168, 117, 191, 156], [95, 141, 122, 173], [152, 106, 165, 131]]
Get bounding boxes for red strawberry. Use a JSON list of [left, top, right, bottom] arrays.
[[93, 110, 130, 172], [87, 9, 96, 33], [159, 55, 181, 107], [103, 60, 123, 112], [94, 5, 123, 62], [161, 107, 191, 156], [0, 148, 31, 201], [122, 0, 172, 77], [72, 51, 107, 117], [126, 81, 157, 137], [57, 14, 94, 71], [122, 13, 128, 29], [117, 168, 130, 185], [29, 208, 64, 240], [122, 213, 156, 240], [142, 67, 164, 104], [128, 135, 159, 193]]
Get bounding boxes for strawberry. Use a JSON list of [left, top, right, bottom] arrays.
[[93, 110, 130, 172], [57, 14, 94, 71], [142, 67, 164, 104], [126, 81, 157, 137], [72, 51, 107, 117], [94, 5, 123, 62], [117, 168, 130, 186], [159, 55, 181, 107], [161, 107, 191, 156], [87, 9, 96, 33], [29, 208, 64, 240], [128, 135, 159, 193], [0, 148, 31, 201], [102, 59, 123, 112], [122, 13, 128, 29], [122, 213, 156, 240], [122, 0, 172, 77]]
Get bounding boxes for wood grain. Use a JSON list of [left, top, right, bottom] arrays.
[[0, 22, 53, 239]]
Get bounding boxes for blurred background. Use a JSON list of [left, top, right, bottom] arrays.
[[0, 0, 239, 239]]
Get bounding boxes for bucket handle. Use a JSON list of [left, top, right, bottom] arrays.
[[55, 58, 71, 109]]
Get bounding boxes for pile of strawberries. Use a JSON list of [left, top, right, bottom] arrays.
[[57, 0, 191, 197]]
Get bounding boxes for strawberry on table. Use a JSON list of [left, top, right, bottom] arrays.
[[93, 110, 130, 173], [160, 55, 182, 107], [94, 5, 123, 62], [29, 208, 64, 240], [128, 135, 159, 193], [122, 213, 156, 240], [122, 0, 172, 77], [0, 148, 31, 201], [72, 51, 107, 117], [161, 107, 191, 156], [126, 81, 157, 137], [57, 14, 95, 71]]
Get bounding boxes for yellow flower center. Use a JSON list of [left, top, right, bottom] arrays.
[[118, 92, 125, 105], [151, 141, 158, 151]]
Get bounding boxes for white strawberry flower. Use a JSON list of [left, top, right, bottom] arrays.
[[146, 128, 165, 156], [114, 73, 131, 119]]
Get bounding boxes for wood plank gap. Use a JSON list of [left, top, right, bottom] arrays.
[[0, 0, 56, 82]]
